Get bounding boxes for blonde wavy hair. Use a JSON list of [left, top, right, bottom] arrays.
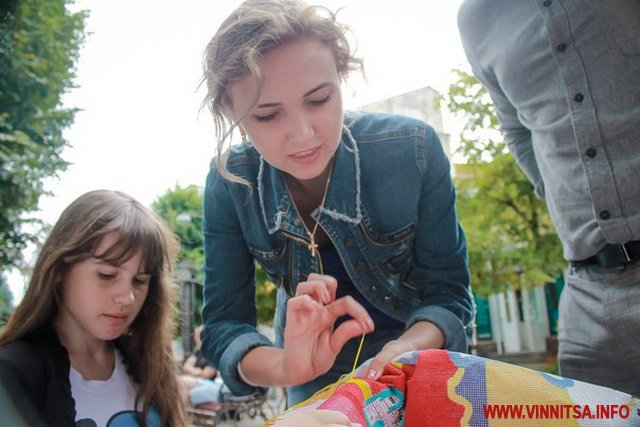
[[0, 190, 186, 427], [201, 0, 364, 184]]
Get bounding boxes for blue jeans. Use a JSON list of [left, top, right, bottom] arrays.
[[189, 379, 223, 406], [286, 328, 404, 407]]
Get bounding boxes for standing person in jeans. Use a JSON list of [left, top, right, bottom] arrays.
[[458, 0, 640, 394], [199, 0, 473, 408]]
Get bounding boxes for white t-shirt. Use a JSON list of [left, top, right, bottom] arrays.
[[70, 349, 159, 427]]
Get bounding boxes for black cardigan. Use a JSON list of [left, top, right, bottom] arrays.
[[0, 328, 76, 426]]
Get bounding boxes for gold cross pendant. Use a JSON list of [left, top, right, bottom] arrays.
[[308, 238, 318, 257]]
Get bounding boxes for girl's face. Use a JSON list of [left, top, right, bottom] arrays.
[[55, 235, 151, 345], [228, 37, 344, 181]]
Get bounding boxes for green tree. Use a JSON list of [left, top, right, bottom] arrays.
[[0, 0, 87, 272], [152, 184, 277, 326], [152, 184, 206, 325], [152, 184, 205, 271], [255, 263, 277, 326], [0, 274, 13, 326], [442, 69, 564, 295]]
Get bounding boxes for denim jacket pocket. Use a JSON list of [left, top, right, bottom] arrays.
[[359, 219, 416, 285], [358, 217, 416, 245], [247, 242, 286, 263], [381, 242, 413, 278]]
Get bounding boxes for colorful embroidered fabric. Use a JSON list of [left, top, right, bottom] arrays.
[[275, 350, 639, 426]]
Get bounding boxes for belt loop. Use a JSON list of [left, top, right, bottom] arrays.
[[571, 240, 640, 269], [620, 243, 631, 263]]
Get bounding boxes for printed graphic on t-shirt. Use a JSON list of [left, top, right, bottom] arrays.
[[71, 350, 159, 427], [75, 407, 160, 427]]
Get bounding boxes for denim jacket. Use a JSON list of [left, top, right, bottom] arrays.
[[201, 111, 473, 395]]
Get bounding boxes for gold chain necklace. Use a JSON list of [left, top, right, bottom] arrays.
[[307, 159, 334, 257]]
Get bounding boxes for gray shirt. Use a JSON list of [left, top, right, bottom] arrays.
[[458, 0, 640, 261]]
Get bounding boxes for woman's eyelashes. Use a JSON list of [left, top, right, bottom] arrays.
[[308, 94, 331, 106], [252, 94, 332, 122], [254, 111, 278, 122]]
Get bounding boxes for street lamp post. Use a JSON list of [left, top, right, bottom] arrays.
[[176, 265, 194, 357]]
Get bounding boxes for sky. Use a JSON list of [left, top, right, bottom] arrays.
[[7, 0, 470, 300]]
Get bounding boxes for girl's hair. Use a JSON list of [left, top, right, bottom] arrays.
[[201, 0, 363, 184], [0, 190, 186, 427]]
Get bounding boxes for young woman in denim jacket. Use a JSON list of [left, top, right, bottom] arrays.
[[199, 0, 474, 410]]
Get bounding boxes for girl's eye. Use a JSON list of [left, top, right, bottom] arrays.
[[134, 276, 151, 286], [309, 95, 331, 106], [98, 272, 116, 280], [254, 112, 278, 122]]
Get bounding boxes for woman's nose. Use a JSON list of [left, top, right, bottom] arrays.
[[287, 112, 314, 143]]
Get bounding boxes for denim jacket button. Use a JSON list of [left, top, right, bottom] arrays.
[[383, 295, 391, 302], [371, 285, 377, 292], [355, 261, 367, 271], [344, 237, 356, 248]]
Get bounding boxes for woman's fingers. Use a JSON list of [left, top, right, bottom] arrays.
[[295, 280, 332, 304], [287, 294, 373, 337], [287, 294, 323, 314], [363, 339, 415, 380], [329, 319, 368, 354], [325, 295, 374, 334], [287, 293, 374, 340], [296, 274, 338, 303], [307, 273, 337, 298], [283, 293, 379, 385]]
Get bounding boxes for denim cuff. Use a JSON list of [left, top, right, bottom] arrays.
[[407, 305, 469, 353], [219, 331, 272, 396]]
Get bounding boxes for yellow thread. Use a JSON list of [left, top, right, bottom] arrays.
[[351, 332, 366, 375], [349, 378, 374, 399]]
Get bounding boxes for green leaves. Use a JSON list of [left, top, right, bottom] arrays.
[[152, 184, 277, 325], [0, 0, 87, 271], [152, 184, 206, 270], [153, 184, 206, 325], [0, 274, 12, 326], [442, 70, 564, 295]]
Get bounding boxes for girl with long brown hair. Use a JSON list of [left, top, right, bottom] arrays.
[[0, 189, 186, 426]]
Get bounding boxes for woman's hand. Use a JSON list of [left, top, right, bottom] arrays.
[[282, 273, 374, 385], [268, 409, 362, 427], [363, 321, 445, 380]]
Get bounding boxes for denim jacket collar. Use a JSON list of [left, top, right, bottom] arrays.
[[257, 123, 363, 236]]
